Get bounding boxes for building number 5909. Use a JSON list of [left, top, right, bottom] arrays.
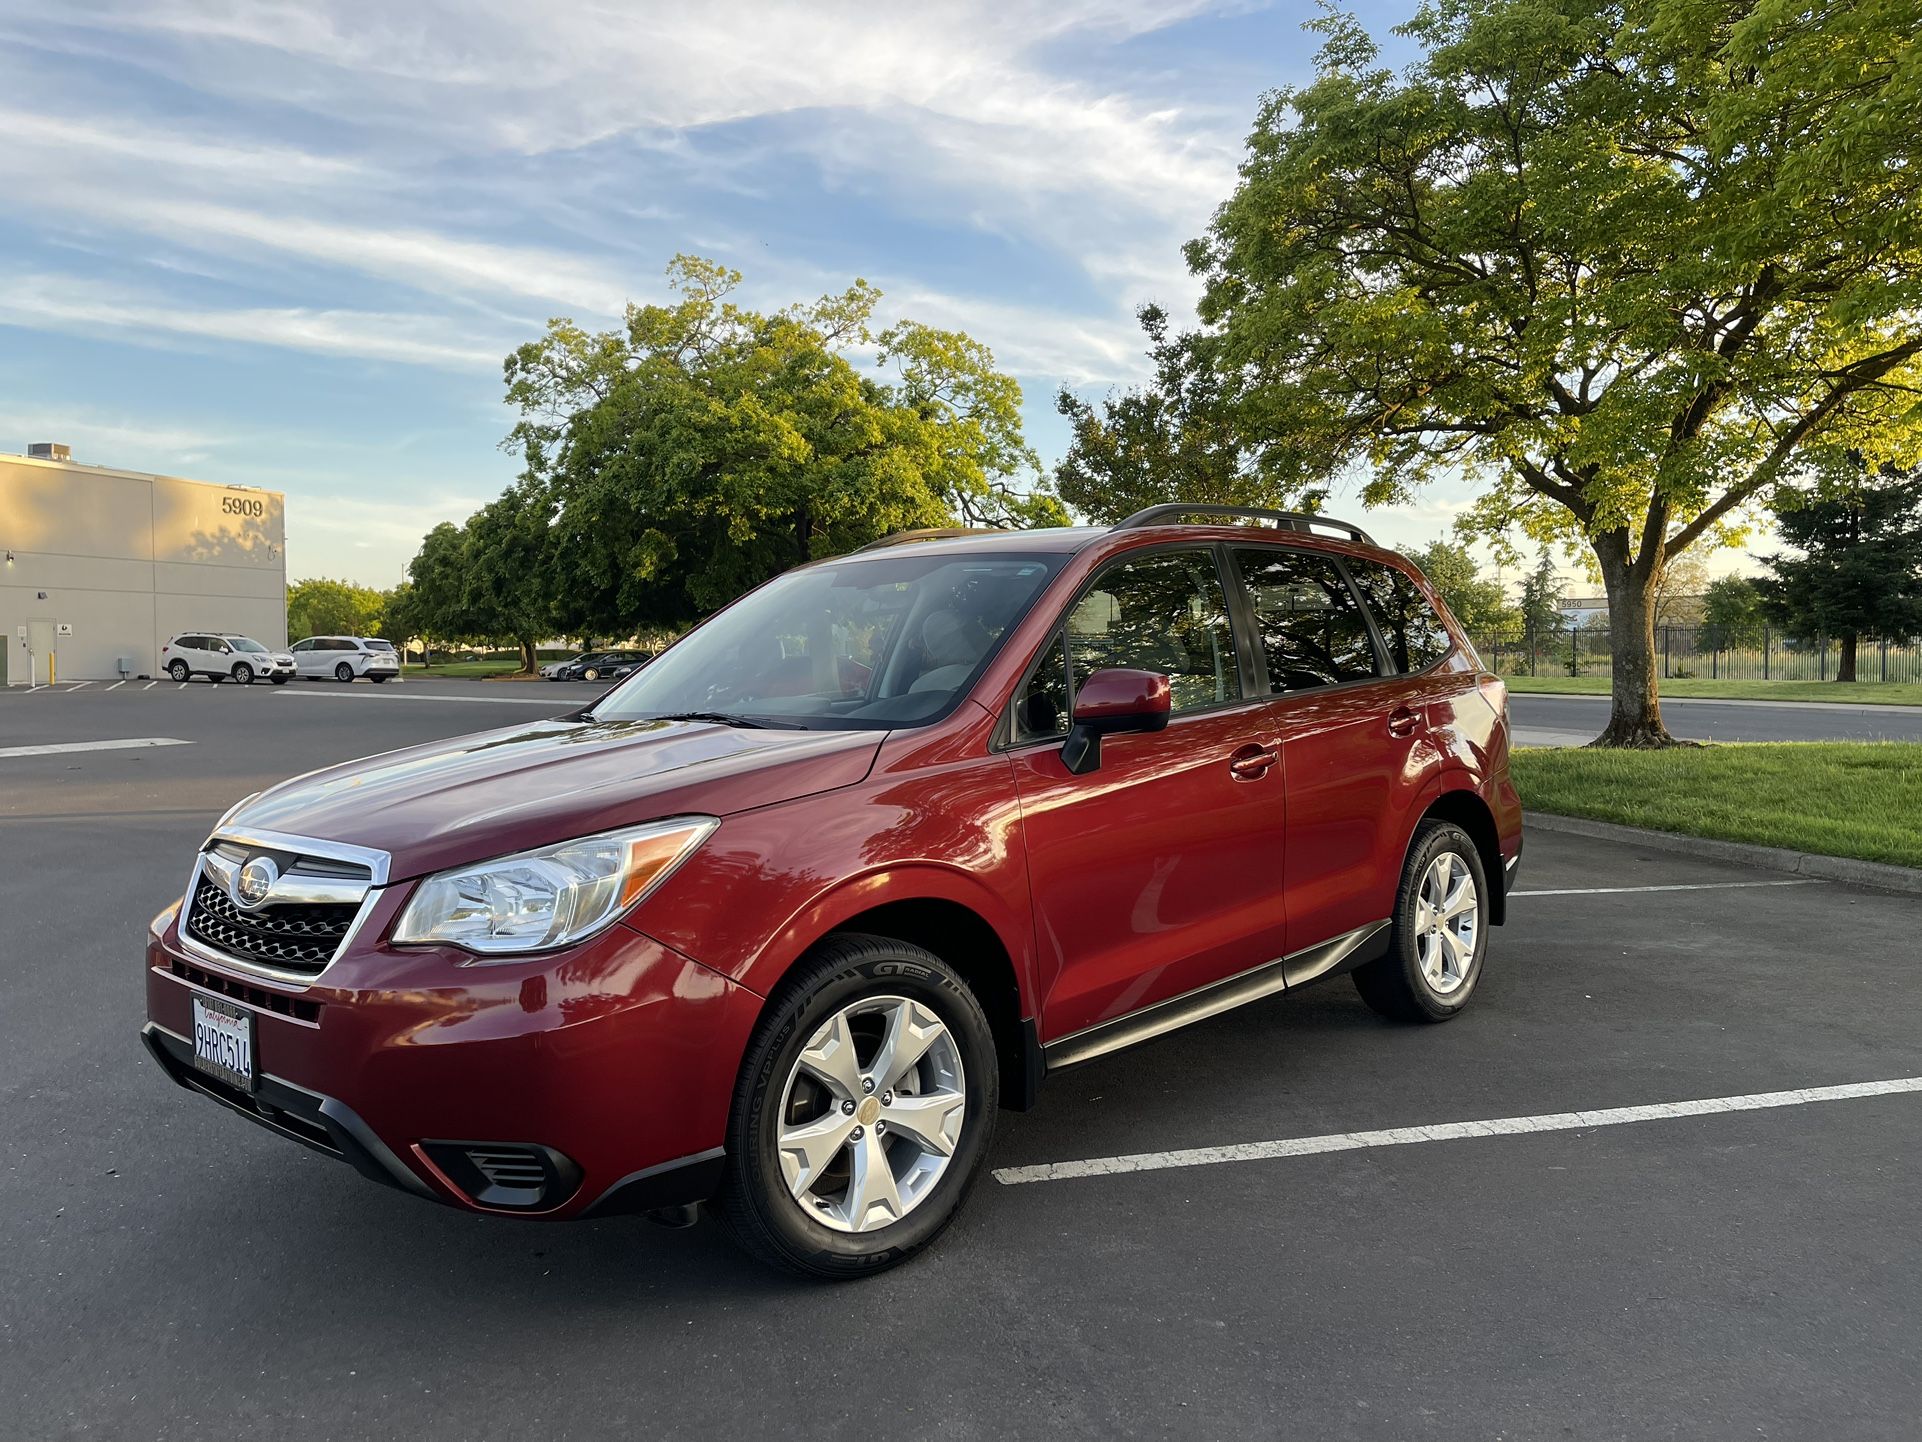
[[221, 495, 265, 518]]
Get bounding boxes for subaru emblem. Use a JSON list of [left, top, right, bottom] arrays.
[[235, 856, 279, 908]]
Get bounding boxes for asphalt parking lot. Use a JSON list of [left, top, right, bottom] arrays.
[[4, 681, 1920, 1439]]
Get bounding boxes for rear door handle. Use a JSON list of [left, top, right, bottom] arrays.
[[1229, 743, 1279, 779], [1387, 706, 1422, 737]]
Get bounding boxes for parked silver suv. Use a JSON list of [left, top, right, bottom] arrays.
[[290, 636, 401, 683]]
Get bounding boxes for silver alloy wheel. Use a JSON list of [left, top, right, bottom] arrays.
[[776, 995, 967, 1234], [1415, 851, 1480, 994]]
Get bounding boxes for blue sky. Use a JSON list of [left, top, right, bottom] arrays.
[[0, 0, 1473, 588]]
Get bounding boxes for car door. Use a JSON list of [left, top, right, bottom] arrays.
[[289, 638, 319, 676], [1007, 545, 1289, 1045], [1228, 546, 1441, 969]]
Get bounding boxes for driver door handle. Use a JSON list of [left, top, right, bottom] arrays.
[[1229, 743, 1279, 780]]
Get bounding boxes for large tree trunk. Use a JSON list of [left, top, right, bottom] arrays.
[[1837, 632, 1858, 682], [518, 636, 537, 675], [1593, 535, 1681, 747]]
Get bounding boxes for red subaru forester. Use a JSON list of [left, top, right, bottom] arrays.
[[143, 507, 1522, 1277]]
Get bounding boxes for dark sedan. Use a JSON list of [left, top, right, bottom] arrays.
[[551, 649, 651, 682]]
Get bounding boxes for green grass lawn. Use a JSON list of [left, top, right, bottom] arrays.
[[1504, 675, 1922, 706], [406, 659, 531, 679], [1511, 742, 1922, 869]]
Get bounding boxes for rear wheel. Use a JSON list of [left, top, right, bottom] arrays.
[[370, 674, 389, 683], [232, 662, 253, 685], [334, 662, 354, 683], [1353, 820, 1489, 1023], [719, 934, 996, 1278], [167, 660, 190, 682]]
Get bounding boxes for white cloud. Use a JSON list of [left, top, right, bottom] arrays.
[[0, 274, 505, 369]]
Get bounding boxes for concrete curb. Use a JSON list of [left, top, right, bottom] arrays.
[[1511, 692, 1922, 716], [1526, 811, 1922, 896]]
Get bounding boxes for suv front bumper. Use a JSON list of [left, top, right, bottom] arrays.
[[143, 905, 762, 1218]]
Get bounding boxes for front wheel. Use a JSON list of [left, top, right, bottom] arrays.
[[582, 667, 600, 681], [334, 662, 354, 683], [271, 675, 289, 685], [1353, 820, 1489, 1023], [718, 934, 997, 1279], [232, 663, 253, 685]]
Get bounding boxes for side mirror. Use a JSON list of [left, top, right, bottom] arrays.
[[1061, 667, 1171, 775]]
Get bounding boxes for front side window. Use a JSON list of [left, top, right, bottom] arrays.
[[590, 551, 1063, 730], [1347, 560, 1453, 674], [1065, 549, 1240, 715], [290, 639, 313, 652], [1011, 633, 1071, 744], [1233, 548, 1379, 693]]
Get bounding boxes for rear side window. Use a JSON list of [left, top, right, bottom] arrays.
[[1232, 549, 1379, 692], [1348, 560, 1453, 674]]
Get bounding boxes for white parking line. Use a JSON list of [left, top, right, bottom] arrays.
[[273, 686, 566, 707], [1512, 880, 1823, 897], [106, 680, 125, 691], [68, 681, 91, 689], [0, 737, 191, 758], [992, 1075, 1922, 1187], [143, 681, 157, 690]]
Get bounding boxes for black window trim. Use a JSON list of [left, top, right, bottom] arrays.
[[995, 540, 1265, 752]]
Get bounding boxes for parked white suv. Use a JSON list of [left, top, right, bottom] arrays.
[[160, 633, 296, 685], [291, 636, 402, 683]]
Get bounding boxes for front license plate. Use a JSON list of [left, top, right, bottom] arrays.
[[191, 994, 255, 1093]]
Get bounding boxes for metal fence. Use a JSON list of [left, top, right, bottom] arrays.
[[1470, 625, 1922, 684]]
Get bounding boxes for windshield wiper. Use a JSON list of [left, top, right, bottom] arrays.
[[644, 711, 803, 730]]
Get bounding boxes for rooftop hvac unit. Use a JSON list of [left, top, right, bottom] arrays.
[[27, 442, 72, 462]]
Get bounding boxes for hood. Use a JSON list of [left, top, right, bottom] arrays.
[[227, 716, 884, 881]]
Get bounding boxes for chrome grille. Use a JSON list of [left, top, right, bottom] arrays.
[[186, 880, 356, 974], [182, 829, 387, 981]]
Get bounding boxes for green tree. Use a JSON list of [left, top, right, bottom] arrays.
[[1517, 552, 1568, 674], [461, 484, 559, 673], [503, 256, 1065, 635], [1403, 537, 1516, 633], [287, 577, 385, 640], [1700, 574, 1764, 649], [402, 521, 480, 657], [1054, 307, 1262, 523], [1166, 0, 1922, 744], [1755, 471, 1922, 681]]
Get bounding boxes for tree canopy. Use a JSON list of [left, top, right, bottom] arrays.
[[286, 577, 387, 640], [496, 255, 1065, 640], [1069, 0, 1921, 743], [1401, 537, 1517, 632]]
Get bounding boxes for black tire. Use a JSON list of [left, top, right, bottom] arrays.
[[232, 663, 253, 685], [370, 674, 389, 683], [718, 934, 998, 1279], [1353, 820, 1490, 1023], [167, 660, 190, 682], [271, 675, 289, 685], [334, 662, 354, 683]]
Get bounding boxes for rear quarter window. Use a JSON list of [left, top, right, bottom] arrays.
[[1348, 560, 1454, 674]]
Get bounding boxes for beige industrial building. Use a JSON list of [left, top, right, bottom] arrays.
[[1, 444, 286, 685]]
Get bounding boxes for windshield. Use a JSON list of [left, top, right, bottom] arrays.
[[589, 551, 1064, 729], [228, 637, 268, 653]]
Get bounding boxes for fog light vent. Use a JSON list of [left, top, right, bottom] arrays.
[[419, 1140, 581, 1212]]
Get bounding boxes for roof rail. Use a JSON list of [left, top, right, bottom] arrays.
[[853, 526, 1007, 553], [1113, 503, 1375, 547]]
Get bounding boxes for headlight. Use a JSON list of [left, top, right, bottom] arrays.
[[391, 817, 718, 958]]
